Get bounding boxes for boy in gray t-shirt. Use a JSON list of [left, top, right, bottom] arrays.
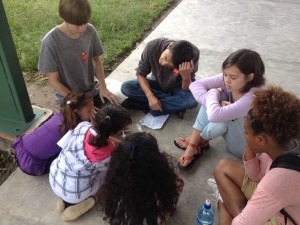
[[121, 38, 199, 118], [38, 0, 118, 107]]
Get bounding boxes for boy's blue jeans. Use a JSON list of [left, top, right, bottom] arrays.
[[121, 79, 198, 116], [193, 106, 245, 158]]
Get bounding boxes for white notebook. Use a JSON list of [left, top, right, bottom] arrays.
[[139, 113, 169, 129]]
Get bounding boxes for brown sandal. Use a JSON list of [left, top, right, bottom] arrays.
[[178, 143, 203, 170]]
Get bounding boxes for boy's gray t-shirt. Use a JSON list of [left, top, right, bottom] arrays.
[[136, 38, 199, 93], [38, 23, 103, 104]]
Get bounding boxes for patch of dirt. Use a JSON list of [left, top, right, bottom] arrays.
[[25, 75, 58, 111], [0, 145, 17, 186]]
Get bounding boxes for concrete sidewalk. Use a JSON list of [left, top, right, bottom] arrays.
[[1, 0, 300, 224]]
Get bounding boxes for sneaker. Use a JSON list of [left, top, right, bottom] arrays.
[[207, 178, 223, 204], [56, 197, 65, 213], [61, 197, 96, 221], [121, 98, 149, 112]]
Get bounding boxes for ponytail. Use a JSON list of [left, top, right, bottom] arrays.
[[60, 91, 93, 135], [89, 104, 132, 147]]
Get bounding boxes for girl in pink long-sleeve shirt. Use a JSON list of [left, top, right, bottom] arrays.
[[212, 86, 300, 225], [176, 49, 266, 170]]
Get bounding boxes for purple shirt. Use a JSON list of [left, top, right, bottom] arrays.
[[11, 112, 63, 175]]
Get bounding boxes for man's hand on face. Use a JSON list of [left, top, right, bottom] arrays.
[[178, 60, 194, 79]]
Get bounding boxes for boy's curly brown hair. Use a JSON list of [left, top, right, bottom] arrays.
[[249, 85, 300, 146]]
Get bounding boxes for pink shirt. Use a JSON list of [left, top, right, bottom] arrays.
[[83, 129, 115, 163], [232, 151, 300, 225], [189, 73, 255, 122]]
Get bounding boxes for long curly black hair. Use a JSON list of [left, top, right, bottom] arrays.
[[104, 132, 180, 225], [248, 85, 300, 146]]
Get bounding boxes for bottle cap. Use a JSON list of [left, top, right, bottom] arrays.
[[204, 199, 211, 209]]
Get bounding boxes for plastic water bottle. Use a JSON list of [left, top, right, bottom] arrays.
[[196, 199, 214, 225]]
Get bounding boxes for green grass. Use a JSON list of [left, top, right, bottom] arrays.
[[2, 0, 176, 74]]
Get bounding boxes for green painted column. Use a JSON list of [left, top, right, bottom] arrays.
[[0, 1, 44, 136]]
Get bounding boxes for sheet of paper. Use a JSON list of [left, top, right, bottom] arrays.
[[57, 130, 73, 148], [139, 113, 169, 129]]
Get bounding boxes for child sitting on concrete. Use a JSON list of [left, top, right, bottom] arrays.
[[104, 132, 184, 225], [38, 0, 118, 107], [49, 104, 132, 221], [121, 38, 199, 118], [11, 91, 93, 176], [209, 86, 300, 224]]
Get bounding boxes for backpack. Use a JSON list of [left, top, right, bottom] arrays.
[[270, 148, 300, 225]]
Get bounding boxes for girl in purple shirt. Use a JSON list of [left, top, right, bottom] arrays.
[[11, 91, 94, 176], [176, 49, 266, 170]]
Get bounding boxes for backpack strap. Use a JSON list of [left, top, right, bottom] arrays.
[[270, 149, 300, 171], [280, 208, 298, 225], [270, 148, 300, 225]]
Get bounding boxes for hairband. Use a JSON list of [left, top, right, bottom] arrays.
[[66, 100, 72, 105], [106, 116, 111, 120]]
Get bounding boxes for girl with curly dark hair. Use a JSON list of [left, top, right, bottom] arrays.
[[104, 132, 184, 225], [207, 86, 300, 224]]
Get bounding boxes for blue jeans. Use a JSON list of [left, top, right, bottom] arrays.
[[121, 79, 198, 116], [193, 106, 245, 158]]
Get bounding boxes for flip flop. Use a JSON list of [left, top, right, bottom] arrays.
[[178, 143, 203, 170], [174, 138, 210, 151]]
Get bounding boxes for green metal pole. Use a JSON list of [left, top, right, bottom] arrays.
[[0, 0, 44, 136]]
